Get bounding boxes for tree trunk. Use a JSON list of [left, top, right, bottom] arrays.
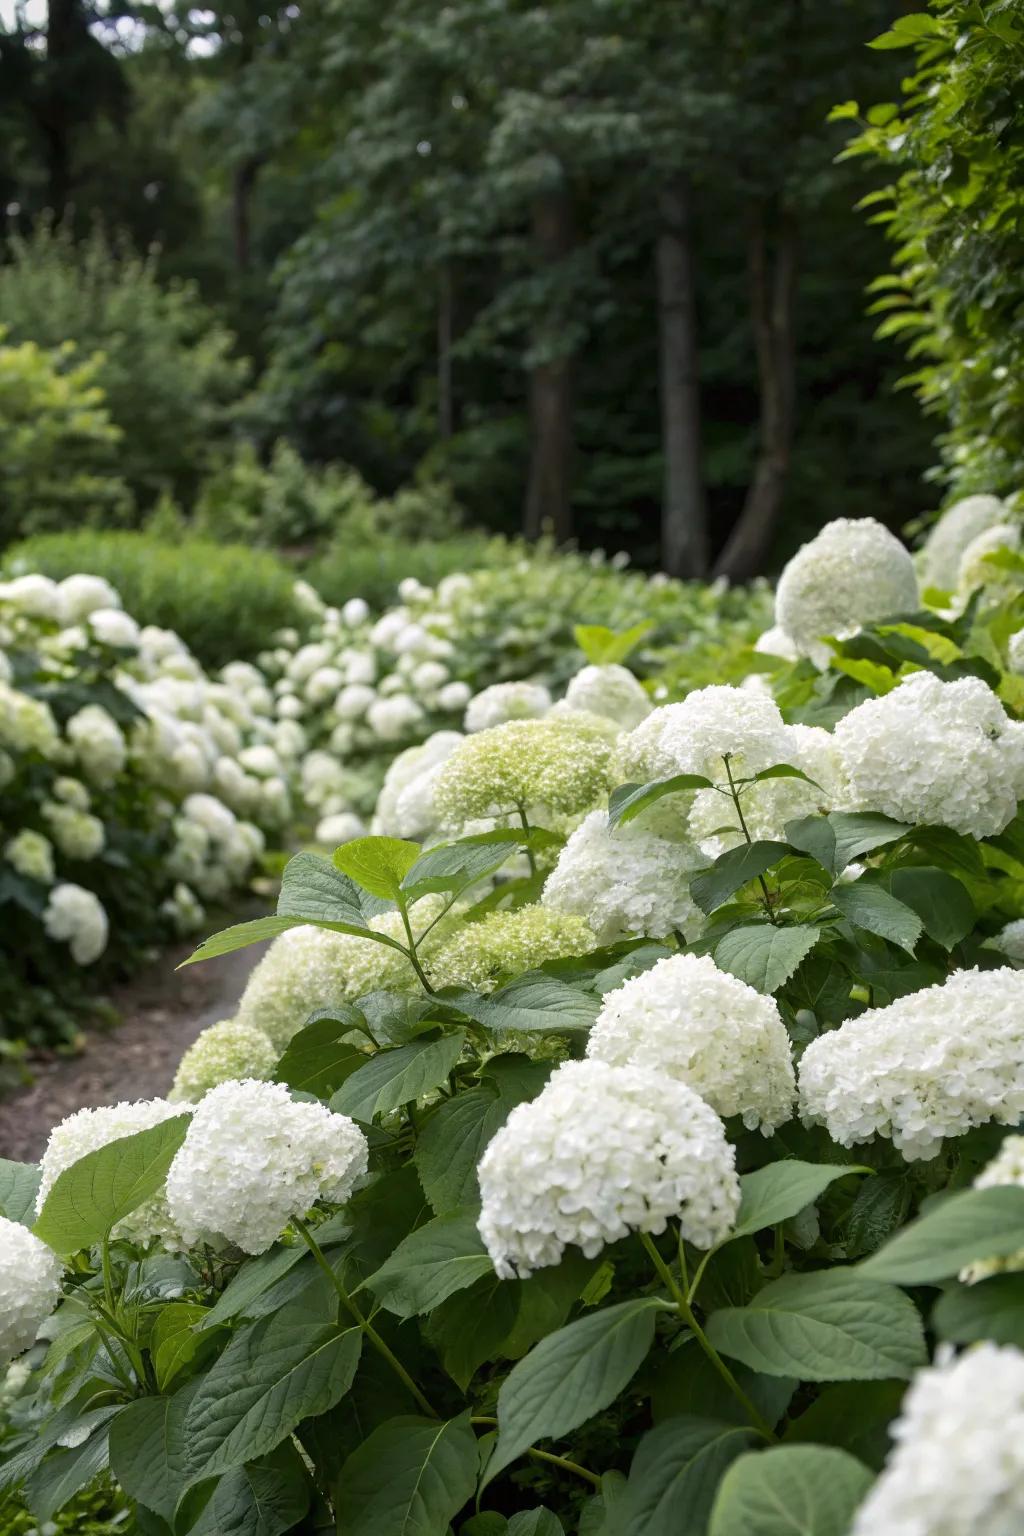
[[714, 206, 799, 581], [231, 156, 264, 271], [438, 261, 454, 441], [523, 185, 575, 544], [43, 0, 76, 215], [657, 175, 707, 578]]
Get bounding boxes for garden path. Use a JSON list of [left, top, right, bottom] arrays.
[[0, 937, 263, 1163]]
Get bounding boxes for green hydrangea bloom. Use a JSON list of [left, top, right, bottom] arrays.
[[170, 1018, 278, 1102], [433, 718, 614, 826], [429, 905, 596, 993]]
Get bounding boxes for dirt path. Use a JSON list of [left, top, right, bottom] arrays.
[[0, 937, 264, 1164]]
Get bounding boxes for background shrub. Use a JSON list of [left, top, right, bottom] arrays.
[[305, 529, 498, 609], [6, 531, 304, 666]]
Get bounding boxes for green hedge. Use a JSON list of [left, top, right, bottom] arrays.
[[6, 531, 304, 666], [304, 530, 499, 609]]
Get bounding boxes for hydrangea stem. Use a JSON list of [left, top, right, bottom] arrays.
[[470, 1416, 601, 1488], [638, 1231, 776, 1443], [293, 1216, 439, 1418], [722, 754, 777, 923]]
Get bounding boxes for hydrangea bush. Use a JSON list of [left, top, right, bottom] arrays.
[[6, 514, 1024, 1534]]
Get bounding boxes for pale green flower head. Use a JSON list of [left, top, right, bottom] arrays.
[[5, 829, 55, 885], [170, 1018, 279, 1103], [429, 904, 596, 994], [433, 717, 614, 826]]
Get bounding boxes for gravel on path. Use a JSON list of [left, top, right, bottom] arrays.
[[0, 937, 264, 1163]]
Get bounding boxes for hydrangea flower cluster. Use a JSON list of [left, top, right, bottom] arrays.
[[38, 1099, 186, 1244], [372, 730, 465, 840], [428, 906, 595, 993], [918, 492, 1007, 592], [464, 681, 553, 733], [433, 717, 615, 828], [477, 1058, 740, 1277], [615, 684, 794, 788], [798, 968, 1024, 1160], [956, 521, 1021, 603], [960, 1136, 1024, 1283], [849, 1344, 1024, 1536], [170, 1018, 279, 1102], [773, 516, 919, 662], [165, 1079, 368, 1254], [0, 1218, 62, 1367], [562, 664, 651, 729], [42, 882, 109, 965], [686, 723, 843, 856], [6, 829, 56, 885], [833, 671, 1024, 838], [587, 953, 796, 1132], [542, 808, 708, 944]]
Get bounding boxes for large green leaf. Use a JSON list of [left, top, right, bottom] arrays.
[[109, 1388, 198, 1522], [712, 924, 821, 994], [785, 812, 909, 877], [445, 973, 601, 1035], [274, 1008, 368, 1096], [0, 1157, 41, 1225], [708, 1445, 874, 1535], [277, 851, 380, 930], [334, 836, 421, 899], [691, 842, 792, 916], [335, 1413, 478, 1536], [414, 1056, 550, 1215], [487, 1297, 666, 1485], [933, 1273, 1024, 1347], [429, 1273, 521, 1390], [784, 1381, 907, 1471], [179, 915, 305, 967], [508, 1510, 564, 1536], [620, 1417, 757, 1536], [860, 1186, 1024, 1283], [729, 1162, 868, 1242], [401, 839, 515, 896], [34, 1114, 190, 1252], [705, 1271, 926, 1381], [574, 620, 653, 665], [151, 1302, 214, 1391], [186, 1445, 310, 1536], [330, 1033, 466, 1122], [184, 1311, 362, 1481], [365, 1212, 493, 1317], [199, 1245, 313, 1331], [24, 1422, 114, 1525], [830, 879, 922, 953], [607, 774, 715, 829], [0, 1406, 120, 1498], [886, 866, 975, 950]]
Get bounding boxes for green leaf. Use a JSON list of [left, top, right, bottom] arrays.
[[330, 1033, 466, 1122], [34, 1114, 190, 1252], [365, 1213, 493, 1317], [845, 1175, 912, 1257], [25, 1422, 113, 1525], [415, 1059, 549, 1215], [274, 1008, 368, 1096], [691, 842, 792, 916], [277, 851, 378, 930], [860, 1187, 1024, 1283], [487, 1298, 665, 1486], [336, 1413, 478, 1536], [650, 1339, 794, 1431], [179, 915, 305, 967], [620, 1418, 757, 1536], [574, 621, 653, 666], [729, 1162, 869, 1242], [184, 1311, 362, 1480], [830, 879, 922, 953], [712, 924, 821, 994], [334, 836, 421, 899], [709, 1445, 874, 1535], [0, 1157, 42, 1225], [705, 1271, 926, 1381], [886, 867, 975, 950], [933, 1273, 1024, 1347], [430, 1272, 521, 1390], [401, 839, 514, 896], [608, 774, 715, 829], [151, 1302, 212, 1392], [753, 765, 822, 788], [186, 1445, 310, 1536], [200, 1245, 311, 1331], [0, 1406, 119, 1499], [785, 1381, 906, 1471], [445, 973, 601, 1034], [508, 1510, 564, 1536], [109, 1388, 197, 1522], [785, 812, 909, 877]]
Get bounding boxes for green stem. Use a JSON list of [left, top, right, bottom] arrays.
[[101, 1233, 115, 1312], [293, 1217, 439, 1419], [470, 1418, 602, 1489], [397, 902, 437, 996], [722, 755, 777, 924], [515, 805, 537, 877], [639, 1232, 776, 1443]]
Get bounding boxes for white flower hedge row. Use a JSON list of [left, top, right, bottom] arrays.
[[5, 502, 1024, 1534]]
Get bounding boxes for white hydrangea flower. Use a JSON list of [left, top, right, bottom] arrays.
[[292, 578, 325, 616], [615, 685, 792, 788], [58, 575, 121, 622], [5, 829, 55, 884], [849, 1343, 1024, 1536], [464, 681, 553, 733], [42, 883, 109, 965], [438, 680, 472, 713], [398, 576, 431, 603], [994, 919, 1024, 963], [160, 881, 205, 935], [0, 1219, 62, 1366], [342, 597, 370, 627], [52, 776, 90, 810], [563, 665, 651, 729], [305, 665, 345, 706], [367, 694, 424, 741], [753, 626, 800, 662], [1008, 630, 1024, 676], [434, 718, 614, 827], [0, 574, 65, 621], [428, 905, 595, 993], [687, 723, 843, 856], [374, 731, 465, 835], [411, 660, 449, 694], [798, 967, 1024, 1160], [38, 1099, 185, 1245], [88, 608, 140, 649], [542, 808, 708, 944], [957, 1135, 1024, 1283], [957, 522, 1021, 601], [477, 1059, 740, 1277], [66, 704, 127, 784], [587, 953, 795, 1133], [166, 1080, 368, 1255], [40, 802, 105, 861], [316, 811, 367, 846], [919, 493, 1007, 592], [0, 684, 60, 757], [774, 517, 919, 659], [170, 1019, 278, 1103], [834, 671, 1024, 839]]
